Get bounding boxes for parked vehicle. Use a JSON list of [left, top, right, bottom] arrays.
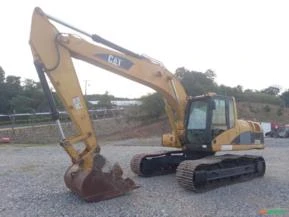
[[265, 125, 289, 138]]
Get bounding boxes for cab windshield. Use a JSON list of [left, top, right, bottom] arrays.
[[187, 101, 207, 129], [186, 100, 208, 144]]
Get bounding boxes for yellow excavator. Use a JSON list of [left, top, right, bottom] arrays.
[[29, 7, 265, 202]]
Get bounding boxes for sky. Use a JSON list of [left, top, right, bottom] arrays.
[[1, 0, 289, 98]]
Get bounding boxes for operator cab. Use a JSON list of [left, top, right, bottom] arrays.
[[184, 94, 236, 151]]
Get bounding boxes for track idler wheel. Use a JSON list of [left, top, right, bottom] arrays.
[[64, 154, 138, 202]]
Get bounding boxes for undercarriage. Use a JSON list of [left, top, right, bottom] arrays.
[[131, 151, 265, 191]]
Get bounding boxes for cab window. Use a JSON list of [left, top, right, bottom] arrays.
[[187, 101, 207, 130], [212, 99, 227, 130], [228, 99, 235, 128]]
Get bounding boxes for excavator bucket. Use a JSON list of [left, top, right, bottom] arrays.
[[64, 154, 138, 202]]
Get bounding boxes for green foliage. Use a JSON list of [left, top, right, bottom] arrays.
[[86, 93, 116, 101], [96, 91, 113, 109], [10, 95, 35, 113], [280, 90, 289, 107], [0, 66, 48, 114], [216, 85, 243, 98], [248, 104, 259, 113], [138, 67, 287, 121], [277, 107, 283, 116], [1, 63, 289, 126], [235, 91, 282, 105], [0, 66, 5, 83], [175, 67, 283, 106], [263, 105, 271, 112], [3, 76, 21, 101], [175, 67, 217, 96], [139, 92, 165, 120], [261, 86, 280, 96]]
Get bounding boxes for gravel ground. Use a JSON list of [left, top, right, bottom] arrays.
[[0, 138, 289, 217]]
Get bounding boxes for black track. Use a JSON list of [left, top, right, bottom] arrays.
[[130, 150, 213, 177], [176, 154, 266, 192]]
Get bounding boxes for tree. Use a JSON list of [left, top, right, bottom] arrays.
[[236, 85, 243, 93], [0, 66, 8, 113], [22, 79, 43, 107], [5, 75, 21, 100], [261, 86, 281, 96], [140, 92, 164, 119], [204, 69, 216, 81], [0, 66, 5, 84], [97, 91, 113, 109], [0, 72, 50, 113], [280, 90, 289, 107], [23, 79, 38, 90], [0, 94, 9, 114], [175, 67, 217, 96], [10, 95, 35, 113]]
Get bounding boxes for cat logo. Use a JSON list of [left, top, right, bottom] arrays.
[[94, 53, 134, 70], [107, 55, 122, 66]]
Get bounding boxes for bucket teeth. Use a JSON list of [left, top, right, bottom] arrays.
[[112, 163, 123, 178], [64, 154, 138, 202]]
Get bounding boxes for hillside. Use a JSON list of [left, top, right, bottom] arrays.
[[237, 102, 289, 124], [103, 101, 288, 141]]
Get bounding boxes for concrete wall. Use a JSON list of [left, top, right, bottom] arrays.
[[0, 118, 139, 144]]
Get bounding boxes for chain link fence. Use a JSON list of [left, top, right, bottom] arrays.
[[0, 108, 124, 130]]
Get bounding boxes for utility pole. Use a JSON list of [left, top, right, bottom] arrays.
[[84, 80, 90, 96]]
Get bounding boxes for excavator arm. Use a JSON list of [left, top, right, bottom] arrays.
[[30, 8, 187, 150], [29, 7, 187, 202]]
